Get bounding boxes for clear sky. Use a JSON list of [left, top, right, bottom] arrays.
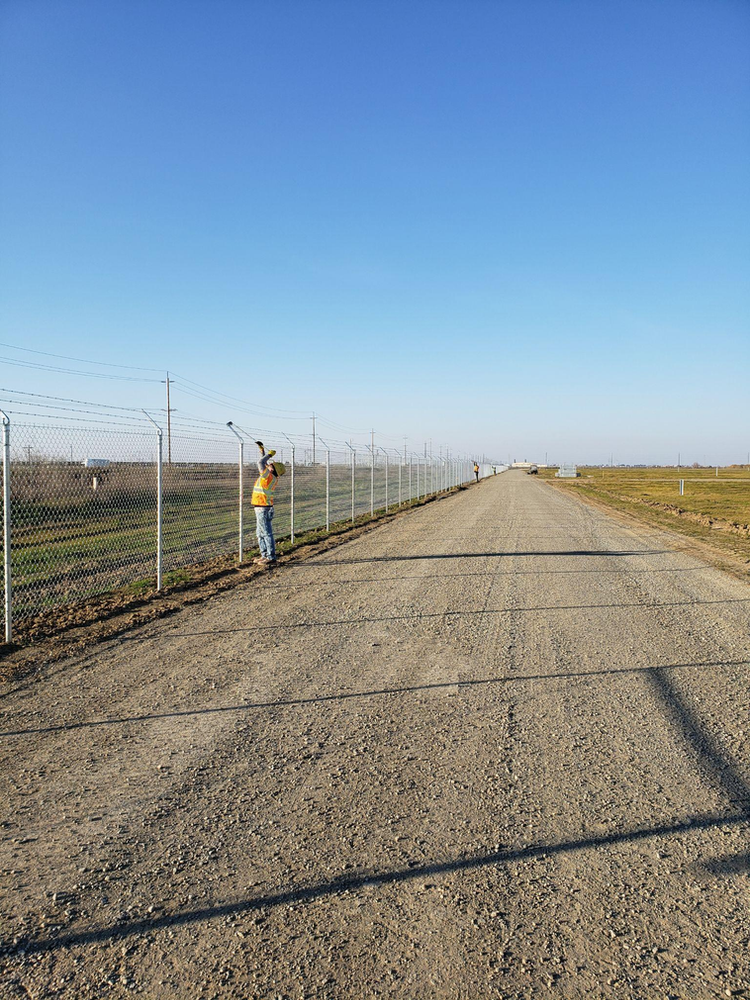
[[1, 0, 748, 463]]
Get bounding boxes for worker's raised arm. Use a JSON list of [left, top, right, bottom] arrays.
[[255, 441, 274, 474]]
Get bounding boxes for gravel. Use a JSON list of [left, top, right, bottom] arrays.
[[1, 470, 749, 998]]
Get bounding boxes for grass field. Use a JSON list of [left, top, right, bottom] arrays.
[[2, 459, 448, 626], [541, 466, 750, 571]]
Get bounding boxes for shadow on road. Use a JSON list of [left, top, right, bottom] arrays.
[[302, 549, 672, 565], [5, 654, 750, 960], [113, 597, 750, 638], [275, 567, 706, 586], [645, 667, 750, 806], [3, 660, 748, 739], [12, 810, 749, 957]]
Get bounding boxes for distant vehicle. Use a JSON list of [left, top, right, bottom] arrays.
[[527, 465, 538, 475], [83, 458, 110, 469]]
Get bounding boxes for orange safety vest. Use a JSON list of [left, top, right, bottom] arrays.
[[251, 467, 277, 506]]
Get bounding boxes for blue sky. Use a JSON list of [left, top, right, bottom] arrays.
[[1, 0, 748, 463]]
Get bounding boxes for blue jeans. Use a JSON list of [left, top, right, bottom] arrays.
[[255, 505, 275, 560]]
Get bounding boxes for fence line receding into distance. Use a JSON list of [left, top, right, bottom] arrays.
[[0, 413, 503, 641]]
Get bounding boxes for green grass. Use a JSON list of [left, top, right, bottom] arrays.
[[541, 465, 750, 568], [3, 460, 457, 623]]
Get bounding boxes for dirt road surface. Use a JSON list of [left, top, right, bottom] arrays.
[[1, 471, 749, 999]]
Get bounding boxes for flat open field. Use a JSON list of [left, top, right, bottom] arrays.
[[541, 466, 750, 573], [4, 460, 415, 628], [1, 471, 749, 998]]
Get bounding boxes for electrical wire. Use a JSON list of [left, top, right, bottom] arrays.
[[0, 388, 147, 411], [169, 371, 311, 418], [0, 341, 163, 372], [0, 356, 161, 382]]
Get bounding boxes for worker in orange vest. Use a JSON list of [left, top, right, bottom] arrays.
[[473, 461, 480, 483], [252, 441, 286, 567]]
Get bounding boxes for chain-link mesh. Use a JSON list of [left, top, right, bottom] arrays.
[[162, 433, 238, 572], [5, 423, 158, 623], [0, 418, 492, 635]]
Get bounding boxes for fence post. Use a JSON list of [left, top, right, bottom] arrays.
[[1, 410, 11, 643], [346, 441, 356, 522], [383, 449, 389, 511], [227, 422, 245, 564], [326, 448, 330, 530], [318, 435, 332, 533], [369, 445, 375, 516], [279, 433, 296, 542], [143, 411, 163, 590], [290, 446, 295, 541], [679, 479, 684, 496], [398, 453, 402, 506]]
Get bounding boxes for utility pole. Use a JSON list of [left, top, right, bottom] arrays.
[[165, 372, 172, 465], [312, 413, 316, 465]]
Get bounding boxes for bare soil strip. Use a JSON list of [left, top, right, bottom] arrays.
[[1, 471, 749, 999], [545, 477, 750, 582]]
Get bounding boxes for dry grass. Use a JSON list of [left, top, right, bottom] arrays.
[[541, 465, 750, 573]]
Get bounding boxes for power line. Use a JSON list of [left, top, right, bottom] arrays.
[[0, 341, 163, 372], [0, 356, 161, 382], [169, 371, 311, 418], [0, 387, 147, 411]]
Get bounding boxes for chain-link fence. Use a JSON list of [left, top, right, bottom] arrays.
[[0, 412, 502, 640]]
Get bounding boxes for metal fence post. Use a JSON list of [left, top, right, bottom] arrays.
[[369, 445, 375, 516], [346, 441, 356, 522], [143, 411, 163, 590], [326, 448, 330, 530], [280, 434, 296, 543], [383, 448, 389, 511], [1, 410, 11, 643], [398, 453, 402, 506], [290, 445, 295, 540], [318, 435, 331, 532], [227, 422, 245, 564]]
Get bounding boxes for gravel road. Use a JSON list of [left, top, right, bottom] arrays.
[[1, 471, 749, 999]]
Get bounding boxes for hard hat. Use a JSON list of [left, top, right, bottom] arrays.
[[273, 461, 286, 477], [267, 449, 277, 458]]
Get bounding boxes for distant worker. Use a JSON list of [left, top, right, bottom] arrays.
[[252, 441, 286, 568], [473, 461, 480, 483]]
